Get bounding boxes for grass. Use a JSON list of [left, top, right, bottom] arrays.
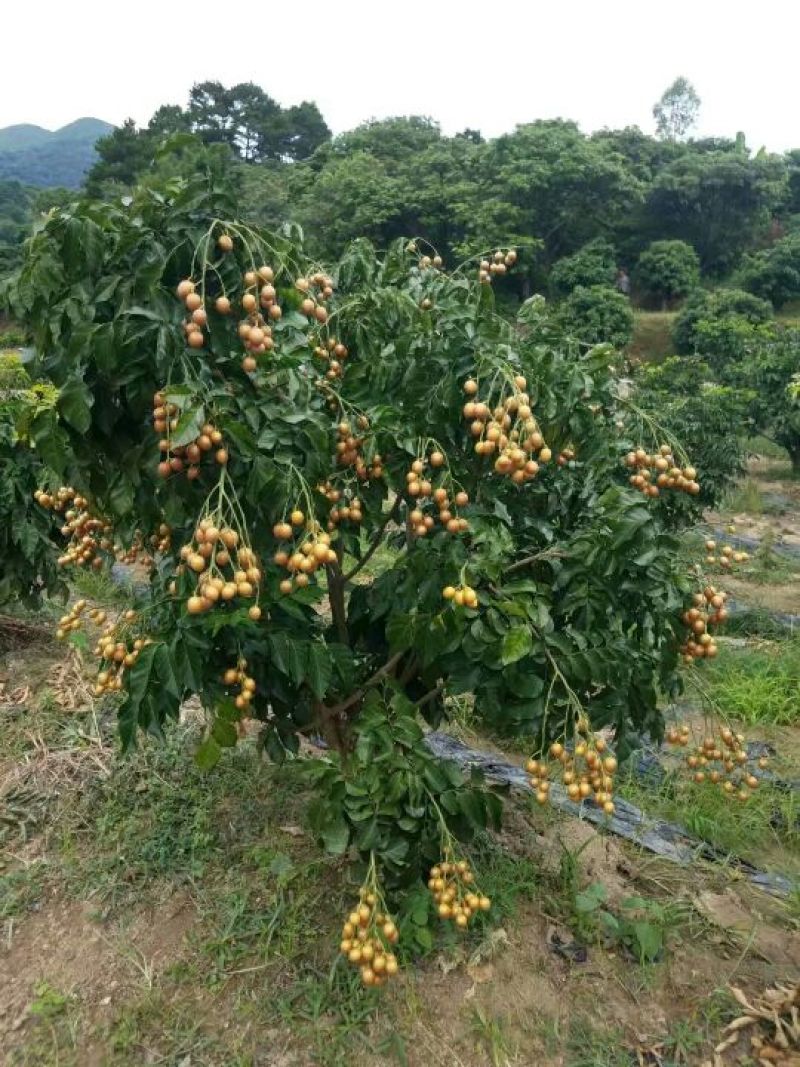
[[619, 762, 799, 877], [723, 477, 766, 514], [746, 435, 791, 462], [628, 310, 676, 364], [738, 537, 800, 586], [691, 637, 800, 726]]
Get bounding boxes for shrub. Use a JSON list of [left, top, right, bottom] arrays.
[[556, 284, 634, 349], [634, 240, 700, 308], [0, 325, 26, 349], [737, 233, 800, 308], [549, 239, 616, 299], [672, 288, 773, 354], [7, 169, 708, 919], [0, 353, 65, 605], [714, 325, 800, 472], [634, 356, 749, 507]]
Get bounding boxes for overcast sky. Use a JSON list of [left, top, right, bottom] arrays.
[[4, 0, 799, 151]]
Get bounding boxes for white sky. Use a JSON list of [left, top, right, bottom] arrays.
[[4, 0, 799, 151]]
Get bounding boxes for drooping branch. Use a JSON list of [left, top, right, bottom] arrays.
[[414, 680, 444, 711], [323, 650, 405, 721], [343, 497, 402, 583], [398, 653, 420, 686], [326, 541, 349, 646], [505, 547, 565, 576]]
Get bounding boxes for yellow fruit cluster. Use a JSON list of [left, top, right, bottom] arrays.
[[332, 417, 383, 480], [405, 453, 469, 537], [478, 248, 517, 283], [665, 722, 767, 801], [442, 583, 479, 608], [312, 335, 349, 381], [298, 272, 335, 325], [428, 859, 491, 927], [527, 725, 618, 814], [55, 599, 97, 640], [680, 585, 728, 661], [175, 519, 262, 619], [624, 445, 700, 498], [463, 376, 551, 484], [34, 487, 112, 570], [93, 611, 150, 695], [273, 512, 337, 594], [153, 391, 227, 479], [418, 252, 443, 270], [339, 888, 400, 988], [222, 660, 256, 712]]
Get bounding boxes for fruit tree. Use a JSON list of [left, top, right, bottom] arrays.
[[8, 171, 710, 907]]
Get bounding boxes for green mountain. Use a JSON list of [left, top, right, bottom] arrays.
[[0, 118, 114, 188], [0, 125, 52, 151]]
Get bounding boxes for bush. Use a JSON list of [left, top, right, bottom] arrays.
[[0, 353, 65, 605], [634, 357, 749, 508], [672, 288, 773, 354], [7, 169, 708, 925], [549, 239, 616, 299], [714, 325, 800, 472], [556, 284, 634, 349], [0, 325, 26, 348], [737, 233, 800, 308], [634, 240, 700, 308]]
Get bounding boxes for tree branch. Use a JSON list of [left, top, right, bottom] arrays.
[[323, 650, 405, 720], [414, 680, 444, 711], [326, 541, 350, 646], [398, 653, 420, 686], [506, 547, 565, 576], [343, 497, 402, 583]]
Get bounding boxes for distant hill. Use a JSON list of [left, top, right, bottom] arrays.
[[0, 118, 114, 188]]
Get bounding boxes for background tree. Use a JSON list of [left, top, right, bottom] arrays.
[[707, 324, 800, 472], [549, 239, 617, 299], [555, 285, 634, 349], [634, 239, 700, 308], [460, 121, 642, 269], [737, 232, 800, 308], [672, 288, 773, 354], [653, 77, 701, 141], [644, 151, 787, 274], [85, 119, 157, 195]]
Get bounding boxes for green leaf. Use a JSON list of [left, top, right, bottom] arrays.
[[195, 735, 222, 771], [306, 642, 332, 700], [212, 718, 238, 748], [268, 633, 305, 686], [575, 882, 607, 914], [170, 405, 206, 448], [387, 613, 415, 652], [628, 921, 663, 962], [58, 376, 93, 433], [501, 626, 533, 665], [320, 815, 350, 855]]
